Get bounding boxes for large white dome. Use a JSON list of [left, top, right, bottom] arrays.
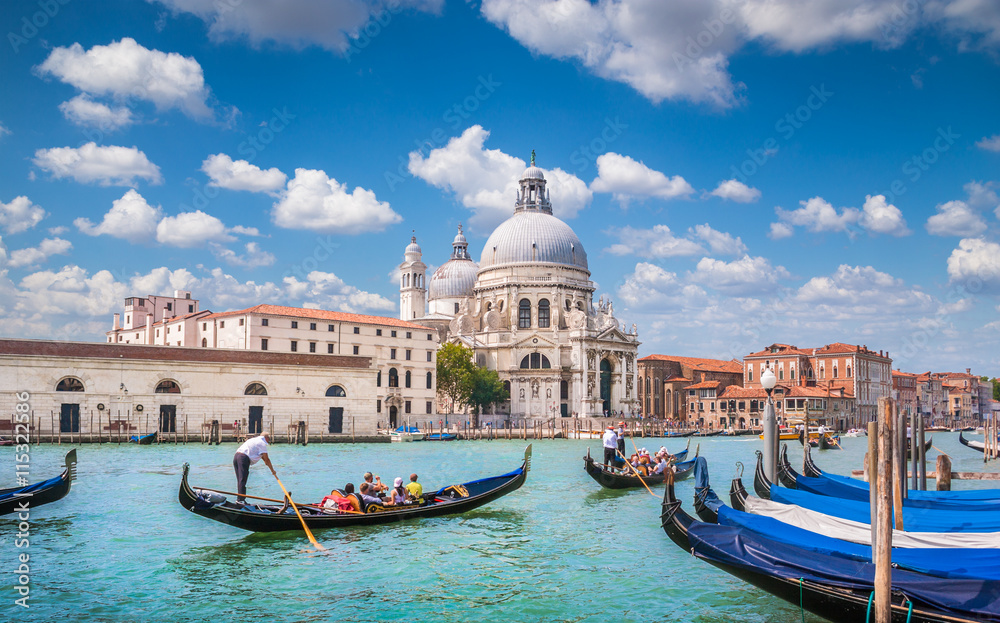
[[479, 211, 588, 271], [429, 258, 478, 299]]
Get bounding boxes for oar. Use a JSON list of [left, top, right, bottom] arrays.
[[272, 473, 326, 551], [193, 486, 365, 515], [617, 449, 656, 497]]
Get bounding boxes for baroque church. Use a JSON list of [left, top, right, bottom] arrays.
[[399, 156, 640, 419]]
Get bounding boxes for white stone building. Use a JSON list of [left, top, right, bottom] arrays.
[[400, 158, 640, 419]]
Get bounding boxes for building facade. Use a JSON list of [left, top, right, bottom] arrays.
[[400, 161, 640, 419], [892, 370, 918, 417], [636, 355, 743, 423]]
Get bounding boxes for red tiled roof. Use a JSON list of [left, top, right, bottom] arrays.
[[662, 375, 692, 382], [785, 385, 853, 398], [745, 344, 811, 358], [685, 380, 721, 389], [202, 304, 432, 330], [638, 354, 743, 374], [718, 386, 768, 399], [892, 370, 919, 378]]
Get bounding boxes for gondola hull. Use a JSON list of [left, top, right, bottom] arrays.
[[583, 450, 697, 489], [129, 432, 157, 445], [425, 433, 458, 441], [179, 445, 531, 532], [0, 449, 77, 516], [959, 431, 985, 453]]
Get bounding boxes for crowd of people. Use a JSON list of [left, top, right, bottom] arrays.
[[600, 422, 676, 476], [318, 473, 424, 513]]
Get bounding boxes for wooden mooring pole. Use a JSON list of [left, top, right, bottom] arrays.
[[874, 398, 894, 623]]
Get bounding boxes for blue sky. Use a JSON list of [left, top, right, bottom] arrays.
[[1, 0, 999, 375]]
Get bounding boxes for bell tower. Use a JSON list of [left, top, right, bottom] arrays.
[[514, 149, 552, 214], [399, 234, 426, 320]]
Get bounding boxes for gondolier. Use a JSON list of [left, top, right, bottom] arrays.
[[233, 433, 276, 503], [616, 421, 626, 460], [602, 426, 618, 466]]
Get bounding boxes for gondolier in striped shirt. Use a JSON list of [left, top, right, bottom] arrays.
[[233, 433, 276, 503]]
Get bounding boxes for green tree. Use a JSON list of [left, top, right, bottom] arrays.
[[993, 378, 1000, 402], [436, 342, 475, 414], [466, 366, 509, 427]]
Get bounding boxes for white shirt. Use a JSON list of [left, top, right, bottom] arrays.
[[602, 430, 618, 448], [237, 436, 269, 464]]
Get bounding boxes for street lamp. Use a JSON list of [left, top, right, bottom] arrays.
[[760, 366, 779, 484]]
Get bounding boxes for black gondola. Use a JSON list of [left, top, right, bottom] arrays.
[[0, 449, 77, 516], [660, 470, 997, 623], [819, 434, 841, 450], [179, 445, 531, 532], [664, 431, 695, 438], [907, 436, 933, 459], [959, 431, 985, 453], [583, 445, 698, 489], [129, 432, 157, 445]]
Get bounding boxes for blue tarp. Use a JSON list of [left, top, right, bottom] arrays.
[[769, 486, 1000, 532], [796, 471, 1000, 510], [693, 456, 723, 513], [686, 520, 1000, 619], [394, 426, 421, 433], [717, 505, 1000, 580], [0, 475, 63, 503]]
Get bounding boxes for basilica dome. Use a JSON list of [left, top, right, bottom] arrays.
[[479, 211, 588, 272], [428, 225, 479, 300]]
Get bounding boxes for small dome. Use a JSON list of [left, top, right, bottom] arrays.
[[521, 166, 545, 181], [480, 211, 588, 271], [429, 258, 478, 299], [403, 235, 422, 261], [453, 229, 468, 246]]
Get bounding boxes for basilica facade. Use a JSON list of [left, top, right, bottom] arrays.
[[399, 159, 640, 419]]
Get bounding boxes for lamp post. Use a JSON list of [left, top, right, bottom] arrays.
[[761, 366, 778, 484]]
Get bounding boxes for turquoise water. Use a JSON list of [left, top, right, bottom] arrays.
[[2, 433, 996, 622]]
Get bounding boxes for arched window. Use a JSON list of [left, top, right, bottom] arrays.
[[538, 299, 550, 328], [846, 365, 852, 378], [244, 382, 267, 395], [790, 367, 796, 380], [833, 366, 838, 378], [564, 299, 571, 310], [388, 368, 399, 388], [518, 299, 531, 328], [779, 369, 784, 381], [519, 353, 551, 369], [201, 338, 207, 347], [56, 377, 84, 392], [638, 377, 643, 396], [426, 371, 433, 389], [748, 367, 753, 382], [485, 301, 492, 311], [155, 380, 181, 394], [377, 370, 382, 387], [405, 370, 412, 388], [325, 385, 346, 397]]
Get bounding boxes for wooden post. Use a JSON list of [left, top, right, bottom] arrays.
[[936, 454, 952, 491], [803, 404, 809, 474], [867, 420, 878, 544], [917, 410, 926, 490], [890, 400, 905, 529], [875, 398, 894, 623], [90, 411, 94, 444], [184, 415, 188, 443]]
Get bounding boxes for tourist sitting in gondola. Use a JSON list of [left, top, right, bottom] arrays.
[[358, 482, 382, 508], [319, 484, 361, 513], [383, 477, 409, 506], [405, 473, 422, 501], [651, 456, 668, 475], [363, 472, 388, 497]]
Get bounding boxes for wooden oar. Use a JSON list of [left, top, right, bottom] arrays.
[[617, 449, 656, 497], [272, 474, 326, 551], [194, 486, 365, 515]]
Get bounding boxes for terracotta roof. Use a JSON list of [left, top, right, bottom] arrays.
[[785, 385, 853, 398], [685, 380, 721, 389], [745, 344, 812, 358], [892, 370, 919, 378], [718, 386, 768, 399], [662, 375, 692, 383], [638, 354, 742, 374], [202, 304, 433, 331]]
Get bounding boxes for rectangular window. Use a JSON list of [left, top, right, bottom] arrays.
[[455, 303, 460, 314], [353, 345, 359, 355], [353, 327, 360, 334], [738, 401, 745, 411], [406, 331, 412, 339], [166, 302, 172, 311], [376, 329, 383, 336], [405, 400, 411, 414], [291, 321, 298, 329], [238, 318, 244, 326], [426, 372, 433, 389], [390, 348, 397, 359], [377, 399, 381, 413], [405, 350, 411, 361], [519, 304, 531, 329], [261, 339, 268, 351], [156, 329, 160, 337], [427, 351, 433, 362], [188, 304, 194, 313], [262, 318, 268, 326], [426, 401, 432, 414], [219, 321, 225, 328], [290, 341, 298, 352], [309, 342, 316, 353], [427, 334, 433, 341], [166, 327, 170, 334], [202, 322, 207, 330], [391, 330, 397, 338], [310, 322, 317, 330], [327, 344, 334, 354], [328, 324, 334, 331]]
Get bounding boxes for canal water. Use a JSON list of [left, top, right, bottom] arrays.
[[2, 433, 996, 622]]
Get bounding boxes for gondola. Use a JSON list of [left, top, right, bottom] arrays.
[[693, 430, 722, 437], [179, 445, 531, 532], [663, 431, 695, 438], [660, 471, 1000, 623], [425, 433, 458, 441], [797, 429, 819, 448], [959, 431, 985, 453], [819, 433, 841, 450], [907, 436, 933, 459], [0, 449, 77, 516], [0, 436, 13, 446], [129, 432, 157, 445], [583, 445, 698, 490]]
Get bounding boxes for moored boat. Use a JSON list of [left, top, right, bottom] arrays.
[[959, 431, 985, 453], [179, 445, 531, 532], [583, 445, 698, 489], [390, 425, 424, 442], [129, 431, 157, 445], [425, 432, 458, 441], [0, 449, 77, 516]]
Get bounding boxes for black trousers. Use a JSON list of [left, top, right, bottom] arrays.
[[234, 452, 251, 501], [604, 447, 616, 465]]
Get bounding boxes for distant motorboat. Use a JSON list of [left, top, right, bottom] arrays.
[[390, 425, 424, 442], [843, 428, 866, 437]]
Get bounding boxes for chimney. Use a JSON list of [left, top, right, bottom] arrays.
[[113, 313, 121, 330], [144, 313, 153, 344], [967, 368, 972, 375]]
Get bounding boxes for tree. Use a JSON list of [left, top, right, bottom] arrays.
[[993, 378, 1000, 402], [436, 342, 475, 414], [466, 366, 509, 428]]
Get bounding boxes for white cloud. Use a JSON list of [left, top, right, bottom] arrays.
[[75, 189, 163, 243], [690, 255, 790, 295], [689, 223, 747, 255], [58, 94, 134, 130], [202, 153, 287, 193], [48, 226, 68, 236], [947, 238, 1000, 290], [859, 194, 911, 236], [0, 196, 46, 234], [590, 153, 694, 206], [962, 180, 999, 212], [796, 264, 936, 314], [617, 262, 709, 311], [976, 135, 1000, 152], [7, 238, 73, 269], [33, 143, 162, 186], [407, 125, 591, 231], [154, 0, 443, 53], [773, 196, 860, 235], [156, 210, 233, 248], [284, 271, 396, 313], [605, 225, 703, 258], [36, 38, 213, 119], [212, 242, 276, 268], [768, 222, 794, 240], [0, 122, 10, 140], [738, 0, 914, 52], [273, 168, 402, 234], [925, 200, 987, 237], [709, 179, 761, 203]]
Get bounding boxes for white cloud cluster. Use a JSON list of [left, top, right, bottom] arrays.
[[58, 95, 134, 131], [796, 264, 933, 312], [947, 238, 1000, 290], [212, 242, 276, 268], [7, 238, 73, 269], [407, 125, 591, 231], [926, 200, 987, 237], [690, 255, 791, 295], [202, 153, 287, 193], [285, 271, 396, 313], [33, 142, 163, 186], [977, 135, 1000, 152], [37, 38, 214, 119], [156, 210, 232, 248], [273, 168, 402, 234], [605, 223, 745, 258], [590, 153, 693, 206], [75, 190, 163, 243], [770, 194, 909, 238], [0, 196, 46, 234], [709, 179, 761, 203]]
